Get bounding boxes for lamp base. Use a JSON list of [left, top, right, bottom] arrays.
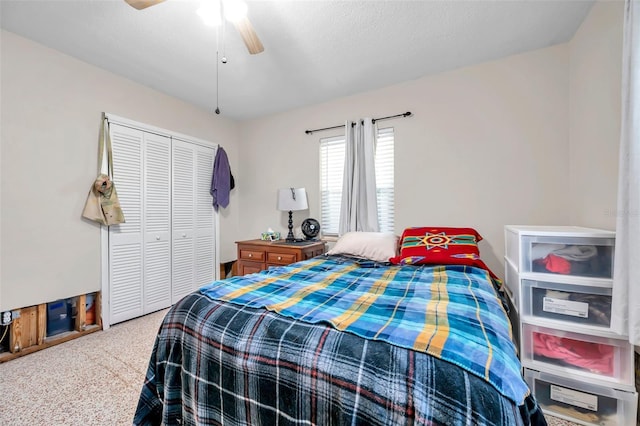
[[286, 210, 295, 241]]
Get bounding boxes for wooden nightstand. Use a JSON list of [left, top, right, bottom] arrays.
[[235, 239, 326, 276]]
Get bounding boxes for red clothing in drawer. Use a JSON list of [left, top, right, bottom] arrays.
[[533, 332, 613, 375]]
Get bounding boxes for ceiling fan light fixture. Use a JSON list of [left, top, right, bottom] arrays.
[[197, 0, 222, 27], [223, 0, 248, 23]]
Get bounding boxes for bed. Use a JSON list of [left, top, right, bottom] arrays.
[[134, 228, 546, 426]]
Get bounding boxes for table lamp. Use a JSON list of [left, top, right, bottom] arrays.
[[277, 187, 309, 242]]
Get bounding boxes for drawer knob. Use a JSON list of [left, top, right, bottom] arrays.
[[277, 256, 282, 261], [156, 236, 160, 240], [182, 233, 186, 238], [248, 253, 252, 258]]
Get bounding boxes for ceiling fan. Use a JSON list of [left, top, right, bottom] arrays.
[[124, 0, 264, 55]]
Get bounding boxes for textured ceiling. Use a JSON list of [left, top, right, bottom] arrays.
[[1, 0, 595, 121]]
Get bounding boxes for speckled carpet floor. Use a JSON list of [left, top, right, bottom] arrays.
[[0, 308, 579, 426]]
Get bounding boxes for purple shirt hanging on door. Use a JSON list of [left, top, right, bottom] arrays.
[[210, 146, 232, 211]]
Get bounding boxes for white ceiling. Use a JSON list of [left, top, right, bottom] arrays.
[[1, 0, 595, 121]]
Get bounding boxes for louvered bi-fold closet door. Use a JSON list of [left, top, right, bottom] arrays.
[[108, 124, 172, 324], [194, 144, 216, 289], [108, 124, 144, 324], [142, 133, 172, 313], [171, 139, 216, 303]]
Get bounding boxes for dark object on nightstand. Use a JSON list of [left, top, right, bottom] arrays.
[[301, 218, 321, 240]]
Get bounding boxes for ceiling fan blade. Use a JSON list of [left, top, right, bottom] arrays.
[[233, 16, 264, 55], [124, 0, 166, 10]]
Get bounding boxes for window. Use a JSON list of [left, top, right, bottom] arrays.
[[319, 127, 395, 235]]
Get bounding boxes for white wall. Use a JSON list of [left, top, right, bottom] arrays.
[[569, 0, 624, 229], [238, 44, 572, 276], [0, 31, 241, 311], [0, 0, 624, 311]]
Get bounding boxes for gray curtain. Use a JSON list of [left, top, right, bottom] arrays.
[[612, 0, 640, 345], [339, 118, 379, 234]]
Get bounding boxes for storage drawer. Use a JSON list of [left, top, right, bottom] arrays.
[[267, 251, 297, 265], [304, 247, 326, 260], [239, 248, 265, 262], [524, 369, 638, 426], [521, 279, 613, 329], [521, 235, 614, 279], [504, 259, 520, 312], [237, 261, 265, 276], [521, 324, 635, 388]]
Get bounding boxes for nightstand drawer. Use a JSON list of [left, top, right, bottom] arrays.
[[239, 249, 265, 262], [267, 252, 296, 265], [238, 262, 264, 276]]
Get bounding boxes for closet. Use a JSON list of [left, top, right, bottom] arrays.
[[105, 116, 218, 325]]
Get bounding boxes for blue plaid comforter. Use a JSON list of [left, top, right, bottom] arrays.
[[134, 255, 545, 426]]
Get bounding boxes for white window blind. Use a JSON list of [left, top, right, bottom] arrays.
[[319, 127, 395, 235], [375, 127, 395, 233]]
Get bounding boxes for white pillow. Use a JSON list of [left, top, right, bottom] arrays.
[[327, 232, 399, 263]]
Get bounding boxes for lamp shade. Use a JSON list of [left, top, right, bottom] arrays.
[[277, 188, 308, 212]]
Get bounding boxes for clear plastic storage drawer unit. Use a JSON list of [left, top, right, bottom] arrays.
[[524, 369, 638, 426], [521, 324, 635, 388], [521, 279, 613, 329]]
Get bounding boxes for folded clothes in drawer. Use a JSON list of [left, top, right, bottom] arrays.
[[522, 279, 612, 329], [521, 324, 634, 387], [524, 369, 638, 426]]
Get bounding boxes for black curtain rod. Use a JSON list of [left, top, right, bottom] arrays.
[[304, 111, 413, 135]]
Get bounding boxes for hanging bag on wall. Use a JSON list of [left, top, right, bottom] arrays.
[[82, 114, 125, 226]]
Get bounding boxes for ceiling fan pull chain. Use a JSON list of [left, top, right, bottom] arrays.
[[215, 49, 221, 115], [221, 1, 228, 64]]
